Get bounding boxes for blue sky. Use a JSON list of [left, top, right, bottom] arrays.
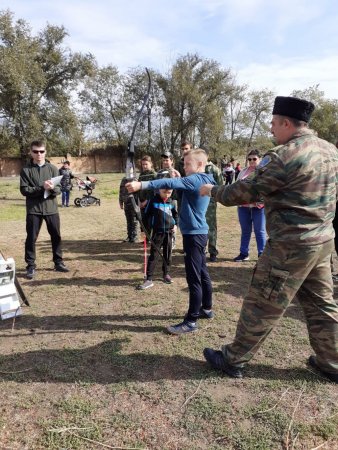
[[4, 0, 338, 98]]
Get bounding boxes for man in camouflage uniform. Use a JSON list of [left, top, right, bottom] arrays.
[[200, 96, 338, 383], [204, 154, 224, 262], [119, 177, 138, 243]]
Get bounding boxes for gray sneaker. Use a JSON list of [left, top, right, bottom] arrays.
[[138, 280, 154, 290], [167, 320, 197, 335]]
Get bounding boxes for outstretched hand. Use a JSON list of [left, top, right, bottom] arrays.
[[200, 184, 213, 197], [126, 181, 142, 193]]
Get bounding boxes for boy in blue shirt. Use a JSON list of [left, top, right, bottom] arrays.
[[126, 149, 215, 334]]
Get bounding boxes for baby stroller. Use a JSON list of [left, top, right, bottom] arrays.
[[74, 176, 101, 207]]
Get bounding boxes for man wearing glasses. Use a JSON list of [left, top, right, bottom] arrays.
[[20, 140, 69, 279]]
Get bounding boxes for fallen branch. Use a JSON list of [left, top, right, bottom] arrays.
[[70, 432, 148, 450], [257, 387, 291, 414], [48, 426, 93, 433], [181, 379, 203, 408], [285, 383, 306, 450], [310, 442, 331, 450], [0, 367, 33, 374]]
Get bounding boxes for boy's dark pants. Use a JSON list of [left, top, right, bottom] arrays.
[[147, 231, 173, 279], [25, 213, 63, 269], [183, 234, 212, 322]]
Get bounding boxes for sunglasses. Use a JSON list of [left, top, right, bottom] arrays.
[[32, 150, 46, 154], [248, 157, 258, 161]]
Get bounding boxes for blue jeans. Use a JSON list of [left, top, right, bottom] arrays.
[[61, 190, 70, 206], [237, 207, 266, 256]]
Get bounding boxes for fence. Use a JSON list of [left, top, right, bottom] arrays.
[[0, 154, 124, 177]]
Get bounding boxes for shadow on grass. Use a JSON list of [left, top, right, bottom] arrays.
[[0, 338, 321, 384], [17, 275, 148, 287], [0, 314, 182, 336]]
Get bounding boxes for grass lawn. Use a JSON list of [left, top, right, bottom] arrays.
[[0, 173, 337, 449]]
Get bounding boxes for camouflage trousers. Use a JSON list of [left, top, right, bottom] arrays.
[[124, 205, 138, 241], [223, 239, 338, 374], [206, 200, 218, 256]]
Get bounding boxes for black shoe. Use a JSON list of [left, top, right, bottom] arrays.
[[198, 308, 215, 319], [54, 262, 69, 273], [308, 355, 338, 383], [203, 348, 243, 378], [26, 267, 35, 279], [233, 253, 249, 262], [209, 254, 217, 262]]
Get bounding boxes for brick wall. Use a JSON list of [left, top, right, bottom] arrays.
[[0, 154, 124, 177]]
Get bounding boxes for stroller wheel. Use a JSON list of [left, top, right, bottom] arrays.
[[74, 198, 81, 207], [80, 198, 88, 207]]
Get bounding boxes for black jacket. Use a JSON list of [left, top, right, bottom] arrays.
[[20, 160, 61, 215], [144, 194, 178, 233], [59, 167, 74, 191]]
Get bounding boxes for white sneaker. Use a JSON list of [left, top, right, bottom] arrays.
[[138, 280, 154, 290]]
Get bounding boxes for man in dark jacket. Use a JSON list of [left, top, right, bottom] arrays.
[[20, 140, 69, 279]]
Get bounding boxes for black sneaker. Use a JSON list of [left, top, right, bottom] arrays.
[[54, 262, 69, 273], [203, 348, 243, 378], [26, 267, 35, 279], [198, 308, 215, 319], [233, 254, 249, 262], [308, 355, 338, 383], [209, 254, 217, 262]]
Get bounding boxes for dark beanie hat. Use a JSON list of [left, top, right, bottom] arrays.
[[272, 96, 315, 122], [161, 151, 173, 159]]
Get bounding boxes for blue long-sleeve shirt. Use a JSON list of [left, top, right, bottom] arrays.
[[141, 173, 215, 235]]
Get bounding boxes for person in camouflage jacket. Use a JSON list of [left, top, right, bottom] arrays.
[[137, 155, 157, 239], [119, 177, 138, 243], [201, 96, 338, 383], [204, 157, 224, 262]]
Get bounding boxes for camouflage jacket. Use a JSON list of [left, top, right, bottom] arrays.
[[205, 161, 223, 186], [178, 159, 223, 185], [119, 177, 133, 206], [205, 161, 223, 205], [212, 129, 338, 245], [138, 169, 157, 203]]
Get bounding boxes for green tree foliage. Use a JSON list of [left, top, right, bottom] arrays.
[[79, 65, 127, 145], [292, 85, 338, 144], [1, 12, 337, 163], [157, 53, 234, 151], [0, 10, 94, 157]]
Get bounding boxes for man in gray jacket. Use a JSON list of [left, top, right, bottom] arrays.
[[20, 140, 69, 279]]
